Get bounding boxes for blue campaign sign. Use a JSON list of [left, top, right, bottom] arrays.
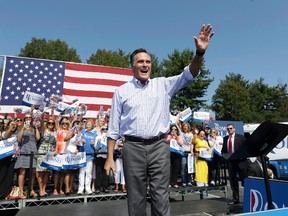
[[243, 178, 288, 213], [208, 120, 244, 137]]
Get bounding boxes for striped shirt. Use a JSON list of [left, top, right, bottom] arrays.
[[107, 65, 198, 140]]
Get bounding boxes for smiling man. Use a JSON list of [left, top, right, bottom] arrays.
[[105, 24, 214, 216]]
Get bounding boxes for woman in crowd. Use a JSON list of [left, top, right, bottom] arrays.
[[176, 119, 193, 187], [167, 125, 183, 188], [36, 117, 57, 197], [56, 118, 73, 195], [75, 119, 97, 195], [0, 120, 19, 199], [192, 129, 210, 187], [95, 124, 109, 193], [16, 113, 40, 198], [114, 138, 126, 193], [208, 128, 223, 185]]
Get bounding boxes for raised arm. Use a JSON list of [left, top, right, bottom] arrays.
[[189, 24, 214, 77]]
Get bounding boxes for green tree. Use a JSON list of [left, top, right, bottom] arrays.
[[87, 49, 130, 68], [211, 73, 252, 121], [19, 38, 81, 62], [160, 49, 213, 111]]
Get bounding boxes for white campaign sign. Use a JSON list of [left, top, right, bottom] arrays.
[[0, 137, 16, 159], [198, 148, 213, 161], [22, 91, 45, 106]]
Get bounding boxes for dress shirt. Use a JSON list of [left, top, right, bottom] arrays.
[[227, 134, 234, 153], [107, 66, 198, 140]]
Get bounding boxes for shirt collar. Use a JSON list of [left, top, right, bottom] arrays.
[[132, 77, 150, 87]]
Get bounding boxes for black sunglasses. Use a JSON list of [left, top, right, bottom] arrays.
[[227, 127, 234, 130], [48, 122, 55, 125]]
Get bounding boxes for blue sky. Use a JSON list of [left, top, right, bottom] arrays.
[[1, 0, 287, 106]]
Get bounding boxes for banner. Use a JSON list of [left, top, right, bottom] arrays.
[[40, 152, 86, 171], [244, 178, 288, 213], [207, 120, 244, 137], [213, 148, 222, 156], [169, 139, 184, 156], [0, 137, 16, 159], [187, 153, 195, 173], [62, 152, 86, 170], [41, 152, 63, 171], [22, 91, 45, 107], [198, 148, 213, 161], [97, 142, 107, 150]]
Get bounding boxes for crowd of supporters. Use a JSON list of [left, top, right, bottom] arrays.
[[0, 106, 225, 200]]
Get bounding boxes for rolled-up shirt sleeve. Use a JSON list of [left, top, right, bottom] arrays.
[[106, 89, 122, 141]]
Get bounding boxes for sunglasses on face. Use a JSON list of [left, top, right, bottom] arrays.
[[48, 122, 55, 125], [227, 127, 234, 130], [101, 128, 108, 130]]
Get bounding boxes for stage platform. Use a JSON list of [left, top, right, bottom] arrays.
[[0, 185, 246, 216]]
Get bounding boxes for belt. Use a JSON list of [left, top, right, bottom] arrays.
[[124, 134, 165, 143]]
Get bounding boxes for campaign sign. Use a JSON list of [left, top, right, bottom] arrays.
[[244, 178, 288, 213], [22, 91, 45, 107], [97, 142, 107, 150], [57, 102, 70, 113], [180, 107, 192, 123], [169, 139, 184, 156], [208, 120, 244, 137], [0, 137, 16, 159], [198, 148, 213, 161], [62, 152, 86, 170], [187, 153, 195, 173], [193, 111, 210, 123], [41, 152, 62, 171]]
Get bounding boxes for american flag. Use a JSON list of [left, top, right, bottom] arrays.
[[0, 56, 132, 118]]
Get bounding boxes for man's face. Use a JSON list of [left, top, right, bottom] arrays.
[[131, 52, 152, 84], [227, 125, 235, 135]]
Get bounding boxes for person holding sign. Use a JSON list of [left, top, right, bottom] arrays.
[[192, 129, 211, 187], [95, 125, 109, 194], [207, 128, 223, 186], [0, 120, 18, 199], [36, 117, 57, 197], [167, 125, 183, 188]]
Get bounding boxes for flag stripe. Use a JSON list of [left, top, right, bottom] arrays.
[[66, 63, 132, 76], [64, 75, 128, 86], [62, 89, 114, 99]]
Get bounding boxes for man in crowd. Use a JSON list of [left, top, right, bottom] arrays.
[[222, 124, 250, 205]]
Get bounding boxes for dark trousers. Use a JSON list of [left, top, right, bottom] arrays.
[[228, 159, 249, 201], [123, 139, 170, 216], [95, 157, 108, 190], [0, 157, 16, 199], [170, 152, 181, 186]]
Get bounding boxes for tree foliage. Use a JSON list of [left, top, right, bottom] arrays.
[[87, 49, 130, 68], [19, 38, 81, 63], [211, 74, 288, 123]]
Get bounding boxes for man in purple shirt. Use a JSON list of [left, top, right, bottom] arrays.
[[105, 24, 214, 216]]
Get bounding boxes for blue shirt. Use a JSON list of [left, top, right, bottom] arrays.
[[80, 130, 97, 160], [107, 65, 198, 140]]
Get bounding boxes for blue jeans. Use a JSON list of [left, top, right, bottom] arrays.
[[181, 155, 191, 184]]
